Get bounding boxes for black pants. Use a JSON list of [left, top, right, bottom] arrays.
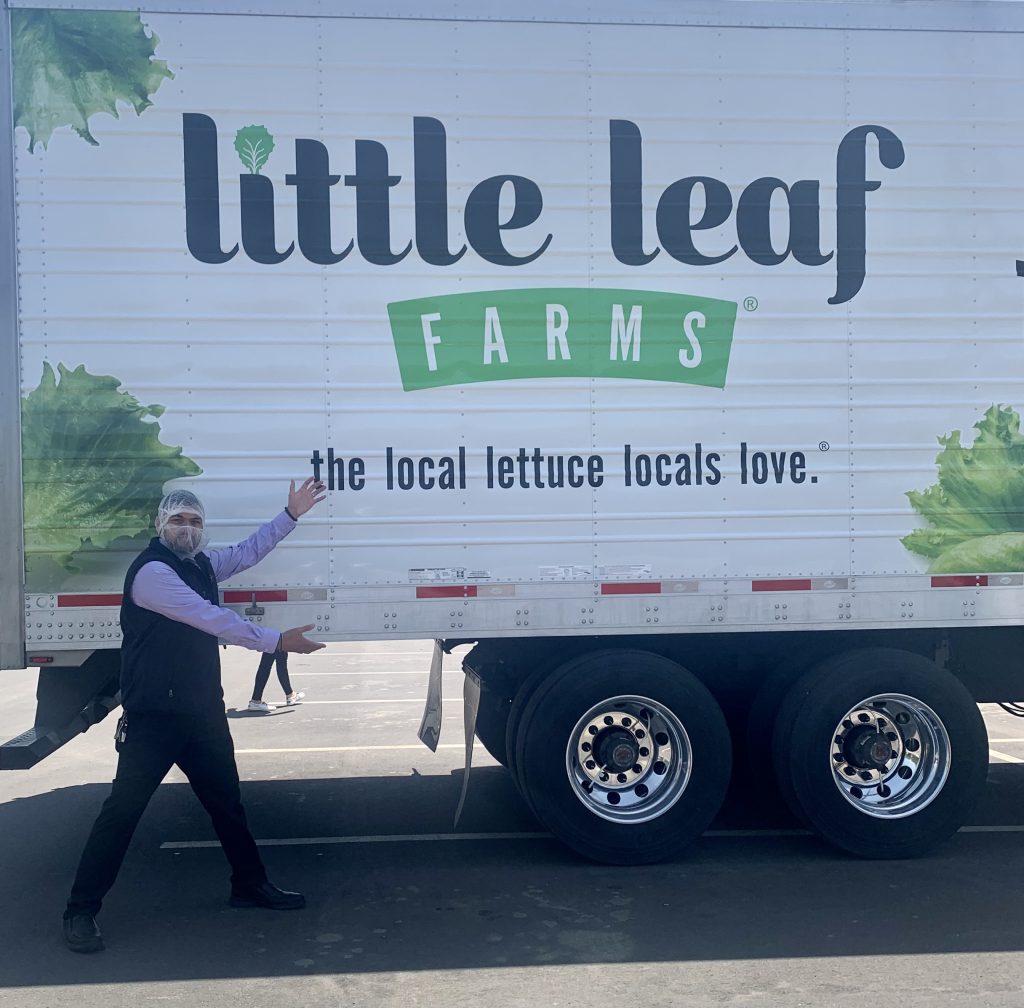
[[66, 711, 266, 916], [252, 650, 292, 701]]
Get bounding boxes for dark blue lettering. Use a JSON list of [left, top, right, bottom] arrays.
[[344, 140, 411, 266], [239, 174, 293, 264], [830, 125, 905, 305], [609, 120, 659, 265], [182, 113, 237, 264], [414, 117, 466, 266], [737, 178, 832, 267], [286, 139, 351, 264], [656, 176, 736, 266], [465, 175, 552, 266]]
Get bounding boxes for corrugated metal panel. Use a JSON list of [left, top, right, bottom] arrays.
[[7, 1, 1024, 34], [12, 6, 1024, 641], [0, 5, 25, 668]]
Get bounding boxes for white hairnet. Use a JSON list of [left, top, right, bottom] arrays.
[[155, 489, 208, 558], [155, 489, 205, 533]]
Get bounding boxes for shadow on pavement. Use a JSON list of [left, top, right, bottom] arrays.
[[1, 763, 1023, 985]]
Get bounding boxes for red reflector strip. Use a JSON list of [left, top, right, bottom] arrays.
[[416, 586, 478, 599], [600, 582, 662, 595], [931, 575, 988, 588], [57, 593, 123, 607], [222, 590, 289, 603], [751, 579, 813, 592], [30, 656, 54, 664]]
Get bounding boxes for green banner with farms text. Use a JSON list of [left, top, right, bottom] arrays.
[[388, 288, 737, 391]]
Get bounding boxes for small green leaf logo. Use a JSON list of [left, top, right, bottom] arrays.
[[234, 125, 275, 174]]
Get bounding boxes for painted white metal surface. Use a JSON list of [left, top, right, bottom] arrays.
[[9, 3, 1024, 656], [0, 6, 25, 668], [8, 1, 1024, 34]]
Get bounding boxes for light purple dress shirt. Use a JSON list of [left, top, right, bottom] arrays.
[[130, 510, 297, 653]]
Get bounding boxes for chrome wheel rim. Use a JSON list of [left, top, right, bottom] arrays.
[[829, 693, 952, 819], [566, 695, 692, 823]]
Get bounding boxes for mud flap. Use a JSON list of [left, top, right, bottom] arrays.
[[417, 639, 445, 752], [453, 669, 482, 829]]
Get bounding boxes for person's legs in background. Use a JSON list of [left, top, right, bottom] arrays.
[[276, 652, 305, 705], [249, 651, 275, 712]]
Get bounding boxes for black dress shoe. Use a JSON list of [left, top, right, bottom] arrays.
[[229, 881, 305, 910], [63, 913, 104, 953]]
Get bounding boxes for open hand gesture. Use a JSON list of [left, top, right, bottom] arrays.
[[279, 624, 325, 654], [287, 476, 326, 519]]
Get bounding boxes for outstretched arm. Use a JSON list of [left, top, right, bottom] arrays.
[[133, 561, 282, 652], [133, 563, 325, 654], [208, 477, 326, 582]]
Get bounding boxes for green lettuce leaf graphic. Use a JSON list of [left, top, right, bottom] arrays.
[[12, 9, 174, 152], [22, 363, 202, 576], [903, 404, 1024, 572], [234, 125, 275, 174]]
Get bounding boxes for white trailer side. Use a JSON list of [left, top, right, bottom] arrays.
[[3, 0, 1023, 863]]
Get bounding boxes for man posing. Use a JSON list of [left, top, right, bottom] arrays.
[[63, 478, 326, 953]]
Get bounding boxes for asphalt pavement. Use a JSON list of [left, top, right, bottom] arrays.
[[3, 641, 1024, 1007]]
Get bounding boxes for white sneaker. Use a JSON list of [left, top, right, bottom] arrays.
[[285, 691, 305, 706], [248, 700, 274, 713]]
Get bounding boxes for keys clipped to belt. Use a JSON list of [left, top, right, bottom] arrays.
[[114, 713, 128, 752]]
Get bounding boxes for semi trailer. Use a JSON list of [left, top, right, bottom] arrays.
[[2, 0, 1023, 865]]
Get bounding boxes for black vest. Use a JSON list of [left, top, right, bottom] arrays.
[[120, 538, 224, 715]]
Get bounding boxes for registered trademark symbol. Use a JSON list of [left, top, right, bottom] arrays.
[[819, 441, 830, 452], [743, 296, 758, 312]]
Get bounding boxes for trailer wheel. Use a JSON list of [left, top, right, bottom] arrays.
[[741, 656, 819, 821], [505, 668, 557, 819], [503, 664, 559, 800], [772, 648, 987, 859], [513, 650, 731, 865], [744, 661, 802, 762]]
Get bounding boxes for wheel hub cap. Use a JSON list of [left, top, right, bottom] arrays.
[[577, 711, 652, 786], [845, 724, 898, 772], [598, 730, 640, 772], [829, 694, 952, 819], [567, 696, 692, 824]]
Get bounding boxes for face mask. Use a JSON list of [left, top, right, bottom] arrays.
[[159, 523, 207, 558]]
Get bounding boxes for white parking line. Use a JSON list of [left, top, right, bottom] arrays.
[[163, 832, 552, 849], [234, 743, 1024, 758], [235, 744, 468, 754], [160, 824, 1024, 851], [290, 670, 460, 676], [299, 652, 435, 659], [292, 699, 424, 704]]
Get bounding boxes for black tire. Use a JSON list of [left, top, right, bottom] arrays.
[[504, 663, 558, 799], [772, 648, 988, 859], [744, 655, 820, 768], [741, 655, 821, 822], [513, 649, 732, 865], [473, 685, 512, 766]]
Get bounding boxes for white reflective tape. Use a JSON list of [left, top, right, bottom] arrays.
[[477, 584, 516, 597], [287, 588, 329, 601]]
